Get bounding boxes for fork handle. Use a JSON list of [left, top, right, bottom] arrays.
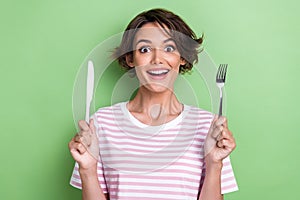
[[219, 96, 223, 116]]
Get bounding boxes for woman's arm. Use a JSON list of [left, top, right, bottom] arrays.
[[79, 166, 107, 200], [200, 116, 236, 200], [198, 159, 223, 200], [69, 119, 107, 200]]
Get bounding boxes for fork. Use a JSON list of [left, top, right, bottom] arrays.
[[216, 64, 228, 116]]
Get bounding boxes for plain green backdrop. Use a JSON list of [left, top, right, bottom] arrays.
[[1, 0, 299, 199]]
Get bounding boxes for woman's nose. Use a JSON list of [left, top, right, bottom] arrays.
[[151, 48, 163, 64]]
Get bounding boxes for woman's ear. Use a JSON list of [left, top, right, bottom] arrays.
[[125, 54, 134, 67], [180, 58, 187, 66]]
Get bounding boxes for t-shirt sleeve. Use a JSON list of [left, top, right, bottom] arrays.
[[220, 156, 239, 194], [69, 115, 108, 193], [69, 161, 108, 193]]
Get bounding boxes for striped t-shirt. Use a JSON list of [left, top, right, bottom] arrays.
[[70, 102, 238, 199]]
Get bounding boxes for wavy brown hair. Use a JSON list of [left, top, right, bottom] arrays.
[[113, 8, 203, 74]]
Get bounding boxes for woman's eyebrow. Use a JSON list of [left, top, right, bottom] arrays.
[[135, 39, 152, 46], [164, 38, 175, 43], [135, 38, 175, 46]]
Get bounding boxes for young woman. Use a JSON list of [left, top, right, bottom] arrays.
[[69, 8, 238, 200]]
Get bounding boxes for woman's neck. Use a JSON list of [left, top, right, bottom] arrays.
[[127, 86, 183, 125]]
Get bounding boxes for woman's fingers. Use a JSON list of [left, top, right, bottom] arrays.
[[216, 128, 236, 150], [211, 116, 229, 139], [69, 137, 98, 168], [74, 118, 99, 160], [219, 116, 228, 128], [211, 125, 223, 138], [77, 120, 92, 146], [74, 134, 82, 142], [89, 119, 96, 134], [74, 133, 90, 147], [68, 119, 99, 168], [78, 120, 90, 132], [205, 115, 236, 159], [75, 142, 87, 154], [216, 129, 233, 140], [69, 139, 87, 154], [215, 116, 226, 127], [216, 138, 236, 151]]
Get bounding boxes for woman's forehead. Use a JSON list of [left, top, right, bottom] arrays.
[[133, 25, 172, 45]]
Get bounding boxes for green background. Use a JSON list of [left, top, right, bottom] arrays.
[[1, 0, 299, 199]]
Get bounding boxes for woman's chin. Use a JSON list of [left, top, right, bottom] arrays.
[[142, 83, 174, 94]]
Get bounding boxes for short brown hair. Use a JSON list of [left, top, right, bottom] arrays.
[[113, 8, 203, 74]]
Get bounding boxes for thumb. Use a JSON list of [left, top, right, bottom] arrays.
[[87, 118, 99, 161], [89, 118, 96, 134], [207, 115, 218, 137], [204, 115, 218, 156]]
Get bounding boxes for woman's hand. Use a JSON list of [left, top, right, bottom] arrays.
[[69, 119, 107, 200], [68, 119, 99, 170], [204, 116, 236, 164]]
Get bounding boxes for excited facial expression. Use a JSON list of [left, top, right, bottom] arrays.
[[126, 22, 186, 93]]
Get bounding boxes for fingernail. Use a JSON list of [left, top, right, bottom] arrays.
[[217, 117, 226, 125], [221, 117, 226, 123]]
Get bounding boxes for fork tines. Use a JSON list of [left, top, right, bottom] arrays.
[[216, 64, 228, 83]]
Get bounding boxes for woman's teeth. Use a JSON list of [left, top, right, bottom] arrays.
[[147, 69, 169, 76]]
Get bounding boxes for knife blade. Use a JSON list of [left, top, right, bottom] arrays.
[[85, 60, 94, 123]]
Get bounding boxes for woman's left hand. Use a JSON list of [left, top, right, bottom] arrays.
[[204, 115, 236, 163]]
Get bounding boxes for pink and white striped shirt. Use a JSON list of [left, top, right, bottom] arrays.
[[70, 102, 238, 199]]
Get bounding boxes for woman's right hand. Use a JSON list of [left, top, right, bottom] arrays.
[[68, 119, 99, 170]]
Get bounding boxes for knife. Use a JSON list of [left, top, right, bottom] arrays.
[[85, 60, 94, 123]]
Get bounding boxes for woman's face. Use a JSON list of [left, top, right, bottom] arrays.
[[126, 22, 186, 93]]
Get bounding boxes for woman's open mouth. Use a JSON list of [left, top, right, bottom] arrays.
[[146, 69, 170, 78]]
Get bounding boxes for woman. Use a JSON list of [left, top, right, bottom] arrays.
[[69, 8, 238, 200]]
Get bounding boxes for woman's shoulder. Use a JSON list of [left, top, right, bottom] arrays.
[[184, 104, 214, 118], [183, 104, 215, 128], [93, 102, 126, 116]]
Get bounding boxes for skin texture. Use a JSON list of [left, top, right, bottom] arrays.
[[68, 22, 236, 200]]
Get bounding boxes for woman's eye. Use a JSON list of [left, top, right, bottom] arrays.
[[164, 45, 176, 52], [139, 46, 151, 53]]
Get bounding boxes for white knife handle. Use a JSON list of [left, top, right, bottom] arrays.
[[85, 102, 90, 123], [85, 60, 94, 123]]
